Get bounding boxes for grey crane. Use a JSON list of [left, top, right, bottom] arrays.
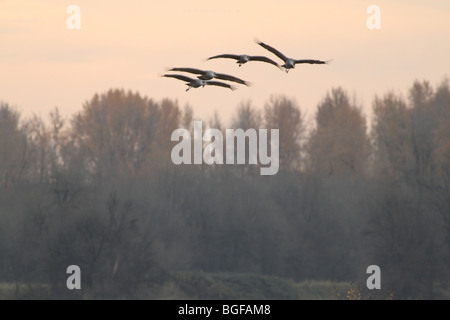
[[207, 54, 281, 69], [162, 74, 237, 91], [256, 41, 331, 73], [168, 67, 251, 86]]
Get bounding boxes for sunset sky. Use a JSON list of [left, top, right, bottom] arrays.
[[1, 0, 449, 125]]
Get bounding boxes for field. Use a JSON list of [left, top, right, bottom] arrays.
[[0, 272, 351, 300], [158, 272, 347, 300]]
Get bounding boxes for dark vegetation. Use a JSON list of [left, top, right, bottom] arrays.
[[0, 78, 449, 299]]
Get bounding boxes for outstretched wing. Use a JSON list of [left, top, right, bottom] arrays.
[[207, 54, 240, 61], [294, 59, 330, 64], [249, 56, 282, 68], [214, 72, 251, 86], [168, 67, 205, 75], [205, 81, 237, 91], [256, 41, 288, 62], [162, 74, 195, 83]]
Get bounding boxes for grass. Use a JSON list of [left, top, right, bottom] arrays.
[[154, 271, 348, 300], [0, 273, 346, 300], [2, 271, 447, 299], [0, 282, 51, 300]]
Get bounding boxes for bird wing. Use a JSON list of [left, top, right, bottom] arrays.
[[294, 59, 329, 64], [256, 42, 288, 62], [169, 67, 205, 75], [205, 81, 237, 91], [248, 56, 282, 68], [162, 74, 195, 83], [207, 54, 240, 61], [214, 72, 251, 86]]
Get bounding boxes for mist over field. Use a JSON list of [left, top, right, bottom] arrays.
[[1, 79, 449, 299]]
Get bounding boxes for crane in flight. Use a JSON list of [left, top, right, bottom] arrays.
[[168, 67, 251, 86], [162, 74, 237, 92], [256, 41, 331, 73], [207, 54, 281, 69]]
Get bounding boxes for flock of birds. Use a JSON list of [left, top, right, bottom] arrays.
[[162, 40, 332, 91]]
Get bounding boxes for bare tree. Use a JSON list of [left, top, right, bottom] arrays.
[[0, 103, 29, 187], [264, 95, 305, 172], [307, 88, 370, 178]]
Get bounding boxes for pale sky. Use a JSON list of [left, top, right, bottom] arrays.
[[1, 0, 449, 125]]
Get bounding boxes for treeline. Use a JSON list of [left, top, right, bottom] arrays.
[[0, 78, 449, 299]]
